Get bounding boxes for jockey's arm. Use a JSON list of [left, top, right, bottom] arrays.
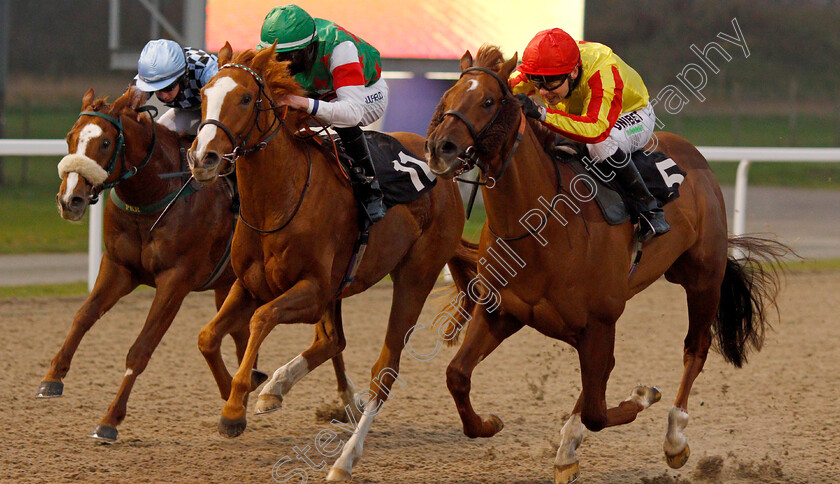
[[282, 41, 367, 127], [509, 67, 624, 144], [542, 66, 623, 144], [197, 54, 219, 87]]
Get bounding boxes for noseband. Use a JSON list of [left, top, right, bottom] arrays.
[[442, 67, 525, 185], [197, 63, 288, 168]]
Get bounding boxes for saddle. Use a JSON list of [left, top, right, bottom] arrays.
[[309, 130, 438, 296], [551, 143, 686, 225], [315, 131, 437, 208]]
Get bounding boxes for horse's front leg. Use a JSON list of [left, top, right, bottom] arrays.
[[445, 309, 523, 440], [197, 280, 263, 400], [256, 300, 349, 415], [560, 319, 660, 484], [90, 272, 192, 442], [37, 256, 136, 398], [219, 279, 325, 438]]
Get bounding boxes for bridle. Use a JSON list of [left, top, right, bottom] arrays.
[[197, 62, 311, 235], [78, 105, 158, 202], [442, 67, 526, 188], [442, 67, 565, 242], [197, 63, 289, 170]]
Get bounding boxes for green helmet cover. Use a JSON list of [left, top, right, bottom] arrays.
[[258, 5, 317, 52]]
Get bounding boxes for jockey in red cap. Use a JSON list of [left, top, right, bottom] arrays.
[[510, 28, 669, 242]]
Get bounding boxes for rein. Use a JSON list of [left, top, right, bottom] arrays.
[[237, 142, 313, 234]]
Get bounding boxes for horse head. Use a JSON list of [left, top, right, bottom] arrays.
[[425, 46, 520, 179], [190, 41, 304, 186], [57, 87, 151, 220]]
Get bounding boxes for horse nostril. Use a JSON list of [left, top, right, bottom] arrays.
[[440, 141, 458, 158], [70, 196, 86, 209], [202, 152, 221, 169]]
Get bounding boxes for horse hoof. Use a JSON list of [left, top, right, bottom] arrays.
[[326, 467, 352, 481], [250, 369, 269, 391], [488, 413, 504, 435], [219, 415, 247, 438], [650, 386, 662, 404], [255, 394, 283, 415], [36, 381, 64, 398], [90, 425, 118, 443], [665, 442, 690, 469], [554, 462, 581, 484]]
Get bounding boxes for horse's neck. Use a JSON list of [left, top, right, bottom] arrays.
[[482, 132, 568, 237], [236, 131, 338, 227], [113, 125, 183, 205]]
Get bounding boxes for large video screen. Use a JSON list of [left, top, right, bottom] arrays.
[[207, 0, 584, 60]]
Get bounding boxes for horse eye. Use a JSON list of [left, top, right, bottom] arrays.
[[483, 98, 494, 107], [102, 139, 111, 149], [242, 94, 252, 105]]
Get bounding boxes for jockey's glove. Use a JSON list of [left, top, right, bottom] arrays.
[[515, 93, 546, 121]]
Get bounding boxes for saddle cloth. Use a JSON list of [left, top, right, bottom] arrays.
[[562, 150, 687, 225], [332, 131, 437, 208]]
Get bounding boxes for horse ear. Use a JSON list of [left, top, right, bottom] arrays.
[[123, 87, 147, 111], [218, 41, 233, 66], [501, 51, 519, 79], [82, 88, 96, 110], [252, 41, 276, 72], [460, 50, 473, 72]]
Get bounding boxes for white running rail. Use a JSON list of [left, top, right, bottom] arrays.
[[3, 140, 840, 289]]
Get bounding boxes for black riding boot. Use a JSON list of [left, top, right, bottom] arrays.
[[334, 126, 386, 224], [609, 151, 670, 242]]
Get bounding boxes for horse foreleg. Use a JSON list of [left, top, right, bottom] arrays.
[[446, 310, 523, 439], [563, 319, 660, 484], [219, 279, 324, 438], [256, 300, 347, 414], [664, 288, 716, 469], [91, 274, 192, 442], [198, 281, 262, 400], [38, 257, 136, 398]]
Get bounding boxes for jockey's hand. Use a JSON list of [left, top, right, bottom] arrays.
[[278, 93, 310, 111], [515, 93, 546, 121]]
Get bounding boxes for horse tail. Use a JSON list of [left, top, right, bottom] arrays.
[[441, 238, 479, 347], [714, 236, 790, 367]]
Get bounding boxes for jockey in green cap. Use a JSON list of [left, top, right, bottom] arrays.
[[259, 4, 388, 224]]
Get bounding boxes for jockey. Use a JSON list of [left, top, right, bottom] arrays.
[[510, 28, 670, 242], [257, 4, 388, 224], [134, 39, 219, 136]]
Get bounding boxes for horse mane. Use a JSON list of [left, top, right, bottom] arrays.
[[229, 49, 308, 130], [226, 49, 350, 183], [474, 44, 506, 71]]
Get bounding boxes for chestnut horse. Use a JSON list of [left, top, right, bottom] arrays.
[[188, 43, 477, 481], [425, 46, 786, 483], [43, 87, 353, 442]]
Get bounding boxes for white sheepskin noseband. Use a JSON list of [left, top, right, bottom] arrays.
[[57, 154, 109, 186]]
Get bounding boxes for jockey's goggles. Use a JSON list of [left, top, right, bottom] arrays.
[[527, 73, 569, 92], [158, 76, 182, 93]]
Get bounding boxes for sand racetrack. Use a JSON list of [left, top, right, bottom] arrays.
[[2, 270, 839, 483]]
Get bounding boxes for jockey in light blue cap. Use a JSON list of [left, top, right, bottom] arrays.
[[134, 39, 218, 136]]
